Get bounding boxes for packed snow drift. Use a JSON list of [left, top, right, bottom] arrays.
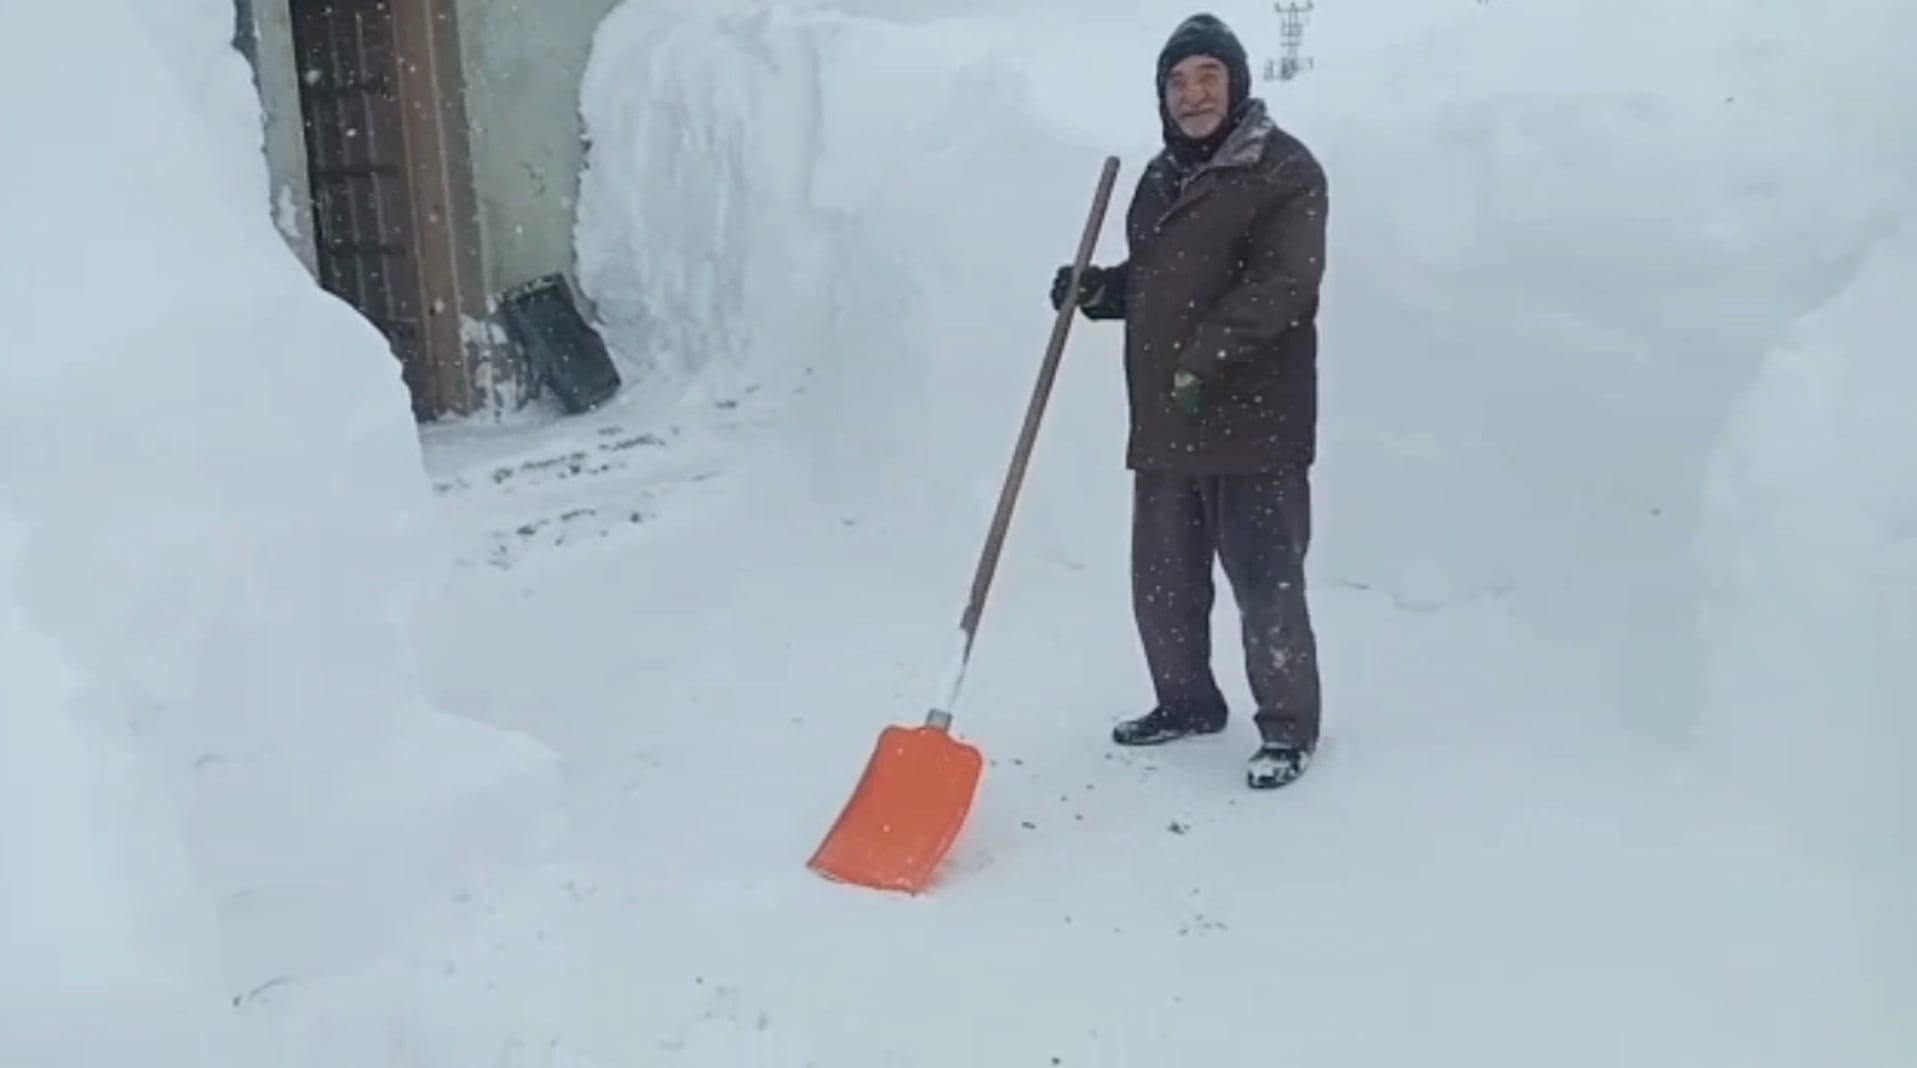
[[1697, 215, 1917, 957], [3, 0, 1911, 1064], [1, 2, 560, 1064]]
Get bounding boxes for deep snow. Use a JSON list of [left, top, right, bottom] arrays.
[[1, 2, 560, 1064], [4, 0, 1913, 1064]]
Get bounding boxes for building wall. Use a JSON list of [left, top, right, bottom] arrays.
[[453, 0, 626, 300], [236, 0, 317, 275]]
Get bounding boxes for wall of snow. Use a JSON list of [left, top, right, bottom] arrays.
[[1289, 0, 1917, 741], [571, 0, 1917, 770], [0, 518, 243, 1067], [573, 0, 1195, 591], [0, 0, 563, 1042], [1699, 218, 1917, 839], [1692, 220, 1917, 1051], [575, 0, 1916, 734]]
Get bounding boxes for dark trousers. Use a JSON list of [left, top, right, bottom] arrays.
[[1131, 468, 1321, 748]]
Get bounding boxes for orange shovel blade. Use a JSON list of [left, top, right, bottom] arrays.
[[807, 721, 984, 894]]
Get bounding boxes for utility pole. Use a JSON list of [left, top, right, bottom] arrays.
[[1263, 1, 1316, 82]]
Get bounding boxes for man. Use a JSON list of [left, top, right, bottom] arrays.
[[1050, 12, 1328, 790]]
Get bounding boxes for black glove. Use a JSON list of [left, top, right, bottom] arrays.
[[1050, 264, 1108, 311]]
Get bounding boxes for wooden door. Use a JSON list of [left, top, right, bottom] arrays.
[[287, 0, 488, 419]]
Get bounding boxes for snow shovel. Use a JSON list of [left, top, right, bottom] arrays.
[[806, 155, 1123, 895]]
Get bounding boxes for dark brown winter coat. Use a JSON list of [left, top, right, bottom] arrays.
[[1082, 99, 1328, 474]]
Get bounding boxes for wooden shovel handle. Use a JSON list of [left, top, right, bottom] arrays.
[[956, 155, 1123, 656]]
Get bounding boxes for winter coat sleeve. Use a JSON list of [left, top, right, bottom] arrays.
[[1175, 161, 1327, 381], [1082, 262, 1130, 320]]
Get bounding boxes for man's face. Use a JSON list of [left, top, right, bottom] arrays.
[[1165, 54, 1229, 138]]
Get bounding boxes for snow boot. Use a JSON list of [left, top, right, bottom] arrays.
[[1245, 742, 1311, 789], [1111, 704, 1227, 746]]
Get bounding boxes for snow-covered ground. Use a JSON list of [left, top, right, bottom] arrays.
[[4, 0, 1913, 1065]]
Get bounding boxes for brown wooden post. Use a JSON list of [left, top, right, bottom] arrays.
[[390, 0, 497, 418]]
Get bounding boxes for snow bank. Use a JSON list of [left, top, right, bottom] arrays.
[[1285, 0, 1917, 735], [572, 0, 1917, 757], [575, 0, 1182, 582], [1700, 218, 1917, 845], [1692, 219, 1917, 1050], [0, 518, 242, 1066], [0, 0, 562, 1034], [577, 0, 1917, 724]]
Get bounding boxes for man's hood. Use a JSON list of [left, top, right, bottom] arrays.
[[1155, 12, 1253, 161]]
